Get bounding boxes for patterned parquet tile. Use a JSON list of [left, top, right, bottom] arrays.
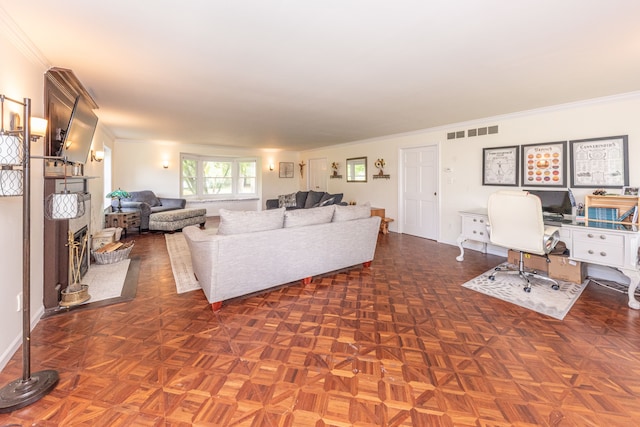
[[1, 225, 640, 426]]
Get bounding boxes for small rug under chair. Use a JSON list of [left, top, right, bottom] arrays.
[[165, 233, 201, 294], [462, 262, 588, 320]]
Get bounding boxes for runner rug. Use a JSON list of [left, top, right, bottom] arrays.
[[462, 262, 588, 320], [165, 233, 201, 294]]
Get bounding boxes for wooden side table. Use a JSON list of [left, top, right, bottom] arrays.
[[370, 207, 394, 234], [105, 211, 141, 237]]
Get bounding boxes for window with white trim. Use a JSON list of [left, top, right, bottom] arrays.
[[181, 154, 258, 199]]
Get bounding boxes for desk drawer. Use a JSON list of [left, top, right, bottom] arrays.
[[462, 215, 490, 243], [572, 229, 624, 246], [571, 240, 624, 267]]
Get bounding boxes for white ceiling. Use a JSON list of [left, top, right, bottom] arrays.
[[2, 1, 640, 151]]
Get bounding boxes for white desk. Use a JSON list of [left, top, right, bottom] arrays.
[[457, 209, 640, 309]]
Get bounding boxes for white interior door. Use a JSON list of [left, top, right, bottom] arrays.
[[401, 145, 438, 239], [308, 158, 327, 191]]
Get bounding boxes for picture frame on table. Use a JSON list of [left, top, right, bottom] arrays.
[[520, 141, 566, 187], [621, 186, 638, 196], [482, 145, 519, 186], [570, 135, 629, 188], [279, 162, 294, 178]]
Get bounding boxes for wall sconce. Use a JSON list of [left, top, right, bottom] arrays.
[[91, 150, 104, 162], [269, 163, 274, 171], [30, 117, 47, 141], [162, 160, 169, 169]]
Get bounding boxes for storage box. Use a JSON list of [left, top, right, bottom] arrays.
[[507, 250, 549, 274], [92, 230, 116, 250], [548, 254, 585, 283]]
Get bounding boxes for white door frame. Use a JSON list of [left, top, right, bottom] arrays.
[[397, 143, 440, 240]]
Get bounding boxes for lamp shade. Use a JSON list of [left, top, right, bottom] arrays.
[[106, 188, 130, 199], [45, 192, 86, 220], [30, 117, 48, 138], [0, 134, 23, 165], [0, 169, 23, 197]]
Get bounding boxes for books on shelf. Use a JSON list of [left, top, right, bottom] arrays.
[[616, 205, 638, 222], [588, 207, 618, 221]]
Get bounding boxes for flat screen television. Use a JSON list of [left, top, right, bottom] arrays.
[[59, 96, 98, 164], [527, 190, 572, 215]]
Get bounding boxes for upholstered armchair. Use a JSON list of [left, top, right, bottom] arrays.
[[112, 190, 186, 230]]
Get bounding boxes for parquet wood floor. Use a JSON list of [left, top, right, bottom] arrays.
[[1, 223, 639, 426]]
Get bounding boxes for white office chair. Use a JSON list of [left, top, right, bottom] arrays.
[[487, 190, 561, 292]]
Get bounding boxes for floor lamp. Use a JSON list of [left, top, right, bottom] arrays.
[[0, 95, 58, 412]]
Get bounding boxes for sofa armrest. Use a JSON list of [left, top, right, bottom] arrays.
[[159, 197, 186, 209]]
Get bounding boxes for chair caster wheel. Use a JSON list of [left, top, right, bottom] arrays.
[[524, 286, 531, 293], [552, 284, 560, 291], [494, 267, 502, 272], [488, 275, 495, 281]]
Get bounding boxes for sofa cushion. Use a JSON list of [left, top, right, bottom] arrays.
[[278, 193, 297, 208], [218, 208, 285, 235], [284, 205, 336, 228], [319, 192, 344, 206], [304, 190, 325, 208], [332, 202, 371, 222], [296, 191, 309, 208]]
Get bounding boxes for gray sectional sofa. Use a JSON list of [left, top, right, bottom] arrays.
[[265, 190, 346, 210], [183, 203, 380, 310]]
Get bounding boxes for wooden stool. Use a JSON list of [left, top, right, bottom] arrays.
[[380, 217, 394, 234]]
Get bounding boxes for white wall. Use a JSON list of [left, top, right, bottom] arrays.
[[112, 140, 302, 209], [83, 123, 114, 232], [0, 31, 48, 368], [300, 93, 640, 244]]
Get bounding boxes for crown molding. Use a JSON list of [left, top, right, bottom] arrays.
[[0, 6, 50, 69]]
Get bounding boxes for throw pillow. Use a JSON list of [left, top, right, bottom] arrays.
[[218, 208, 285, 235], [295, 191, 309, 208], [318, 192, 343, 206], [319, 197, 335, 207], [332, 202, 371, 222], [284, 205, 336, 228], [278, 192, 297, 208], [304, 190, 324, 208]]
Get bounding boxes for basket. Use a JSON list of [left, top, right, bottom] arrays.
[[92, 244, 134, 265]]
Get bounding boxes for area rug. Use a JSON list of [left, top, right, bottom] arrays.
[[44, 258, 139, 317], [165, 233, 201, 293], [462, 262, 588, 320], [83, 259, 131, 302]]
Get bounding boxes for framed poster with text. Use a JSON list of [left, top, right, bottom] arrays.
[[521, 141, 566, 187], [482, 146, 519, 186], [570, 135, 628, 188]]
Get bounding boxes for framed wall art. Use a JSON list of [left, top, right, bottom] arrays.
[[279, 162, 294, 178], [482, 146, 519, 186], [521, 141, 566, 187], [570, 135, 628, 188]]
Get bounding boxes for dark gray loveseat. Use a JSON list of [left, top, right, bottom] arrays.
[[266, 190, 346, 210], [113, 190, 186, 230]]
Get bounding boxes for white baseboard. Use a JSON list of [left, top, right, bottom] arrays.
[[0, 305, 45, 372]]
